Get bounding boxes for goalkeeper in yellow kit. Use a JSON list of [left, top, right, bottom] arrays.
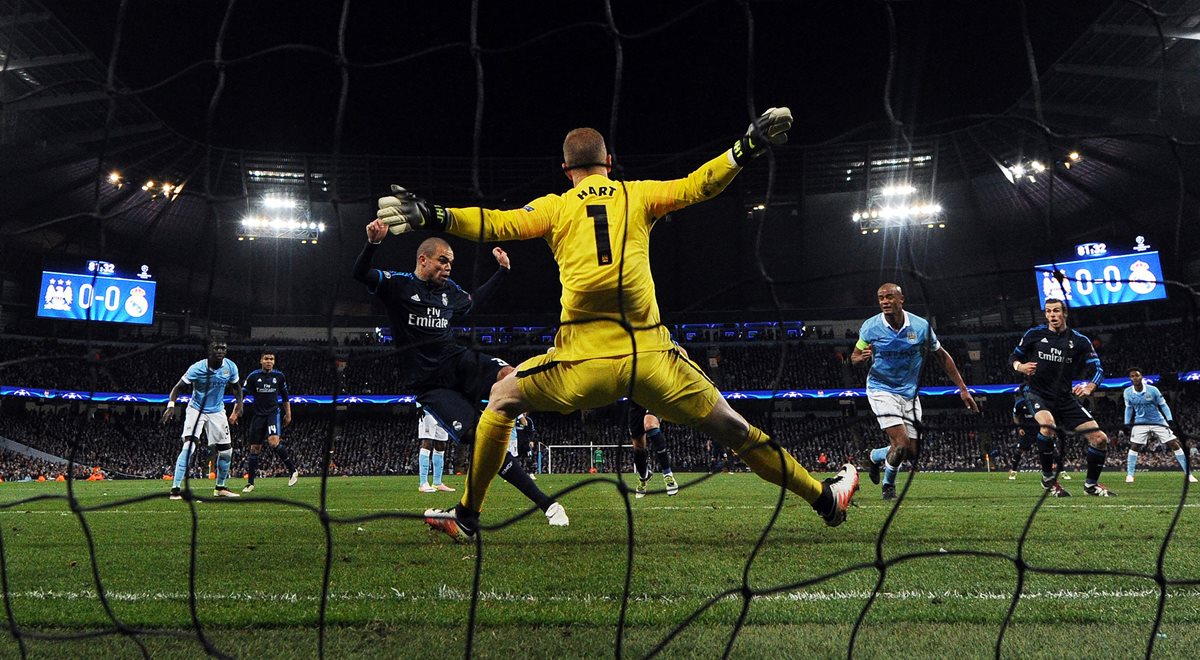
[[374, 108, 859, 541]]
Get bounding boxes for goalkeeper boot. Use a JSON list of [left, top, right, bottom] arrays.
[[545, 502, 569, 527], [817, 463, 860, 527], [424, 507, 476, 543], [1083, 482, 1116, 497], [881, 483, 897, 501], [663, 473, 679, 497]]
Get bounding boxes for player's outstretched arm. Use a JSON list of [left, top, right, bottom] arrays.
[[935, 347, 978, 412], [731, 107, 792, 166]]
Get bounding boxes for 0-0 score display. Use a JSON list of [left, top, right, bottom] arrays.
[[1036, 250, 1166, 309]]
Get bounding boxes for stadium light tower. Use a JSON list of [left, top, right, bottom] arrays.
[[236, 193, 325, 243], [851, 184, 945, 234]]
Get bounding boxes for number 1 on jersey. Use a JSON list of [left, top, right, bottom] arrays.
[[586, 204, 613, 266]]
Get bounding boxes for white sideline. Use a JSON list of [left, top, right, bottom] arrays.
[[7, 586, 1200, 605]]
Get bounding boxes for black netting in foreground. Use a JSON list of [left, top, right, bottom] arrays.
[[1, 0, 1199, 657]]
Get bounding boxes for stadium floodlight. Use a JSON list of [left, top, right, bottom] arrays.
[[852, 185, 944, 234], [237, 215, 323, 243], [262, 196, 297, 210]]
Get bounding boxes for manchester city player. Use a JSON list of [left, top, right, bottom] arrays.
[[241, 349, 300, 492], [377, 109, 861, 542], [161, 339, 244, 499], [1010, 298, 1113, 497], [352, 235, 567, 527], [1123, 367, 1196, 483], [851, 283, 978, 500]]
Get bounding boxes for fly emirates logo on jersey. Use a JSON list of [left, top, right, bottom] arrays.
[[1037, 345, 1071, 364], [409, 306, 449, 329]]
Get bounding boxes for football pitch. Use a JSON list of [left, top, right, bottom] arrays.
[[0, 471, 1197, 658]]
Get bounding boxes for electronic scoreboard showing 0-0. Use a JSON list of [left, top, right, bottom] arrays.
[[36, 260, 157, 325], [1035, 237, 1167, 309]]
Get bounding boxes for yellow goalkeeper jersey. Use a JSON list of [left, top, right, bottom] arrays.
[[447, 150, 741, 361]]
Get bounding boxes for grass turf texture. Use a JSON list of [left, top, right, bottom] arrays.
[[0, 471, 1197, 658]]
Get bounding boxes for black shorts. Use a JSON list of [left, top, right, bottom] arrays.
[[247, 412, 283, 446], [417, 388, 481, 444], [412, 349, 510, 403], [626, 401, 651, 438], [1022, 387, 1096, 434]]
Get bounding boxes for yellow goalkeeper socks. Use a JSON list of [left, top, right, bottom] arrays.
[[730, 426, 823, 504], [461, 408, 515, 513]]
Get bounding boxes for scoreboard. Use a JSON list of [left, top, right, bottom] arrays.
[[1035, 240, 1166, 309], [36, 260, 157, 325]]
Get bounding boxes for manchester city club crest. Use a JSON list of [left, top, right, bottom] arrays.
[[907, 330, 917, 342]]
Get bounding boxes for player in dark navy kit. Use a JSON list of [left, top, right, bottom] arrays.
[[1007, 394, 1037, 479], [1010, 298, 1114, 497], [353, 231, 567, 526], [241, 350, 300, 493]]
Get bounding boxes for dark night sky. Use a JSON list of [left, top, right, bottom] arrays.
[[44, 0, 1108, 158]]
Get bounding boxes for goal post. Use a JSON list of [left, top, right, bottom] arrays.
[[545, 444, 632, 474]]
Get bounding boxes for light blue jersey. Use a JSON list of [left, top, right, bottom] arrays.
[[857, 311, 940, 399], [182, 358, 239, 414], [1124, 383, 1173, 426]]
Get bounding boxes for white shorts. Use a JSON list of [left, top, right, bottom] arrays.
[[868, 391, 922, 438], [1130, 424, 1176, 447], [181, 406, 231, 446], [417, 408, 450, 443]]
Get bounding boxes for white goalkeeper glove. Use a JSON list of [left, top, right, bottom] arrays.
[[376, 185, 450, 235], [731, 107, 792, 166]]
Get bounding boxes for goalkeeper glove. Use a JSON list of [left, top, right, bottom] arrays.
[[731, 107, 792, 166], [376, 185, 450, 235]]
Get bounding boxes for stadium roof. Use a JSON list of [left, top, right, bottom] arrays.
[[2, 0, 1199, 323]]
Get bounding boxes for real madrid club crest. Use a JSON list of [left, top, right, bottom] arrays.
[[442, 292, 449, 306], [1068, 340, 1074, 350], [125, 286, 150, 318], [1128, 259, 1157, 295]]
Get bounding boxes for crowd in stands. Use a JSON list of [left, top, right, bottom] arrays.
[[1, 394, 1196, 480], [2, 320, 1196, 397]]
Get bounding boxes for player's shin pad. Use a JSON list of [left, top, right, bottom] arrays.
[[728, 426, 822, 503], [461, 409, 515, 512]]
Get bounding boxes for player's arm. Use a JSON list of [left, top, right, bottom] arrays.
[[934, 346, 978, 412], [641, 109, 792, 218], [376, 186, 556, 242], [1155, 388, 1174, 424], [464, 247, 511, 317], [1010, 329, 1039, 376], [228, 374, 244, 427], [850, 337, 872, 365], [281, 376, 292, 426], [1124, 389, 1134, 427], [161, 378, 188, 424], [1072, 339, 1103, 397], [352, 226, 387, 292]]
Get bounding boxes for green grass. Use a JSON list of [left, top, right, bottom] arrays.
[[1, 471, 1198, 658]]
